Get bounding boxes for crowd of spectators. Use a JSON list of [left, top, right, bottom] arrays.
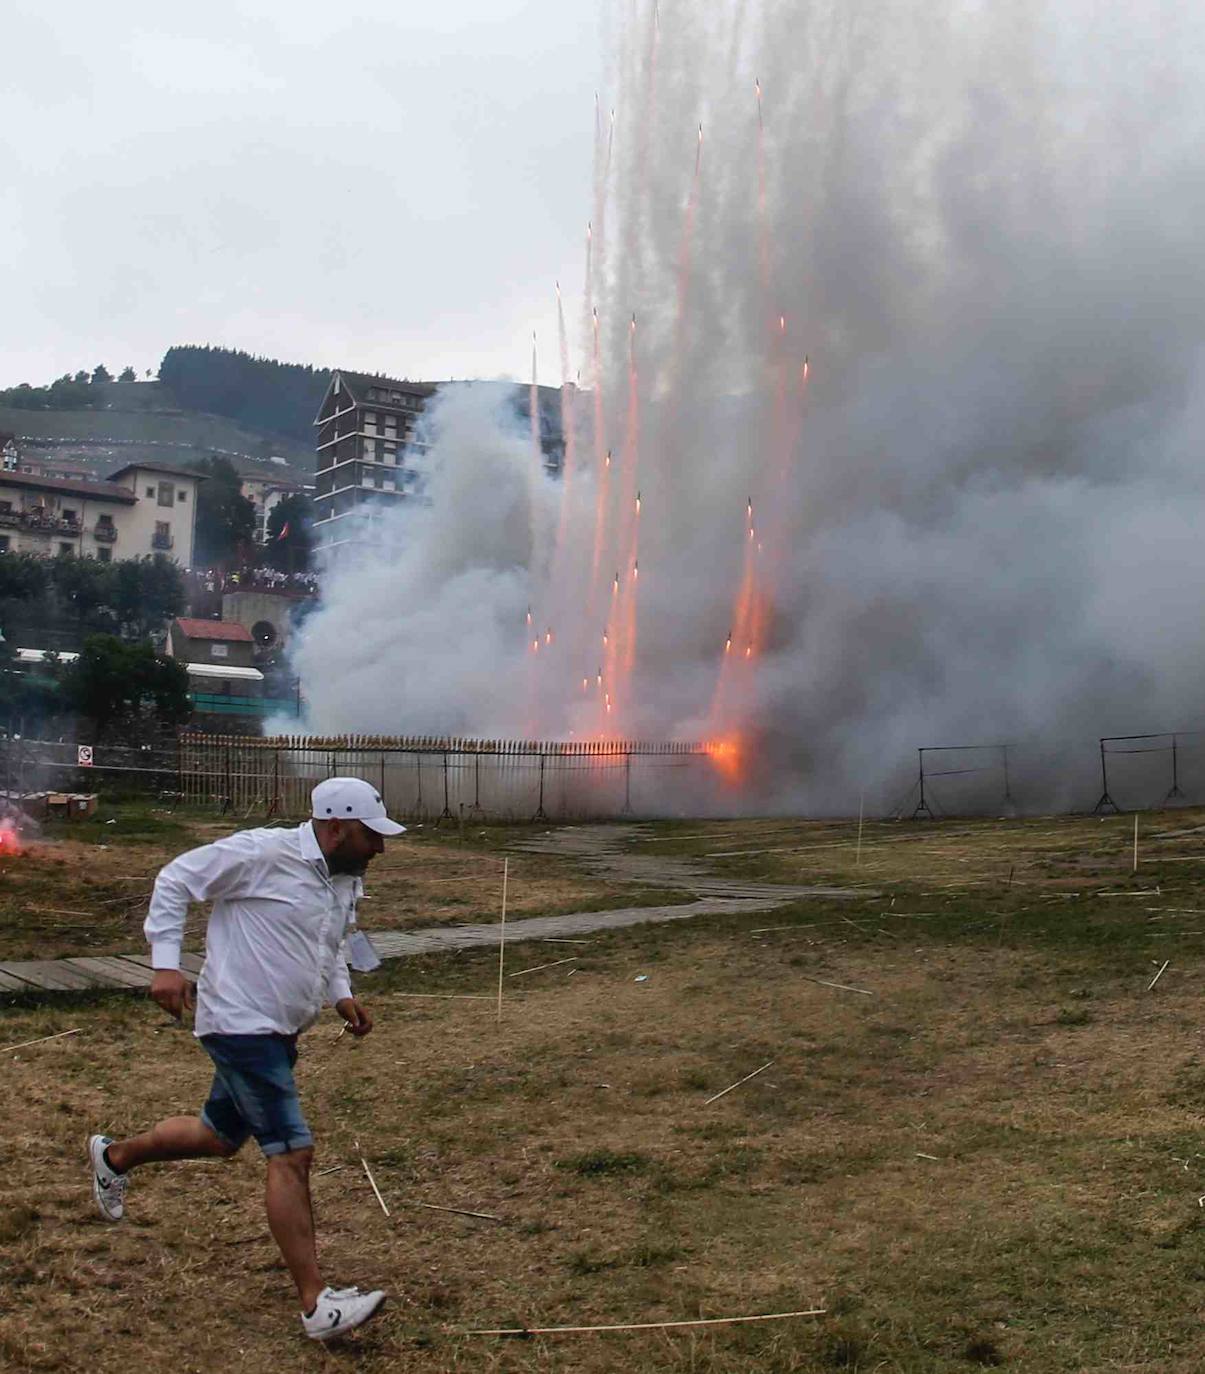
[[186, 567, 320, 598]]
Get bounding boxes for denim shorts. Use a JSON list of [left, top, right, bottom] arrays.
[[198, 1033, 314, 1157]]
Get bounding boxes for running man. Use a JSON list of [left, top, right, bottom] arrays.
[[88, 778, 404, 1341]]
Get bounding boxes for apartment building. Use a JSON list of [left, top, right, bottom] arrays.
[[0, 462, 201, 565], [312, 370, 568, 562], [311, 370, 435, 559]]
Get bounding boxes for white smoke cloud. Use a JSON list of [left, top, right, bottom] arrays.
[[295, 0, 1205, 813]]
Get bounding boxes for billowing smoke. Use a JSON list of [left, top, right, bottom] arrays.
[[293, 0, 1205, 814]]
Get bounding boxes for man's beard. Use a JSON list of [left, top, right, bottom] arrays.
[[326, 849, 369, 876]]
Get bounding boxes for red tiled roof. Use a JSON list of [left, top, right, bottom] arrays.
[[0, 470, 137, 503], [173, 618, 254, 643]]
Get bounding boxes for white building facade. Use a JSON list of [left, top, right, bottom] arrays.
[[0, 462, 201, 565]]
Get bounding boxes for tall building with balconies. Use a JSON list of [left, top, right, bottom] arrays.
[[312, 370, 568, 563], [312, 371, 435, 561]]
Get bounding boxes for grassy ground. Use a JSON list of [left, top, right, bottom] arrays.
[[3, 810, 1205, 1369], [0, 805, 684, 961]]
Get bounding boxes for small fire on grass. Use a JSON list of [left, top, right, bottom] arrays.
[[0, 819, 22, 857]]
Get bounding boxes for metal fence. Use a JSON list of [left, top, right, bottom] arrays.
[[0, 736, 180, 798], [178, 733, 709, 822]]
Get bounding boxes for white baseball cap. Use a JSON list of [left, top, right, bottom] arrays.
[[311, 777, 406, 836]]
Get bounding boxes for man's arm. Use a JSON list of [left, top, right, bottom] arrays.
[[144, 832, 258, 1019]]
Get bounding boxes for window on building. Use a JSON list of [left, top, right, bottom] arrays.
[[0, 536, 9, 553], [62, 508, 76, 522], [97, 546, 111, 563], [146, 486, 155, 498], [177, 489, 187, 502], [211, 643, 229, 659], [158, 481, 174, 507]]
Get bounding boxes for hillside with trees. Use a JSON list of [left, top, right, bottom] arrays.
[[0, 345, 332, 477], [157, 346, 331, 444]]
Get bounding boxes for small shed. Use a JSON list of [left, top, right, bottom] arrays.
[[169, 618, 256, 669]]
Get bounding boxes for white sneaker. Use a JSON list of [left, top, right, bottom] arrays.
[[88, 1134, 127, 1222], [302, 1285, 386, 1341]]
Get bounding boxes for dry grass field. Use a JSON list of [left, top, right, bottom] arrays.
[[0, 806, 683, 962], [4, 806, 1205, 1371]]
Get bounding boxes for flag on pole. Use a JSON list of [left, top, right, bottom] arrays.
[[277, 522, 290, 541]]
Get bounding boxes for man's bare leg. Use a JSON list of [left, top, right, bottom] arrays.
[[264, 1147, 325, 1312], [106, 1117, 236, 1172]]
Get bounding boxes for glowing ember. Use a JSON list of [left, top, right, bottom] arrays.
[[0, 819, 22, 856], [705, 736, 743, 783]]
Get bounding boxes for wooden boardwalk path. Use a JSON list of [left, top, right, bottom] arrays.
[[0, 824, 867, 995]]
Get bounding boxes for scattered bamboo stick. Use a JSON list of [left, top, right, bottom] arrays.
[[355, 1140, 390, 1217], [315, 1164, 346, 1178], [409, 1200, 502, 1222], [801, 974, 874, 997], [496, 858, 508, 1023], [856, 792, 864, 867], [509, 956, 580, 978], [390, 992, 495, 1000], [1148, 959, 1170, 991], [704, 1060, 775, 1105], [1, 1028, 82, 1054], [1133, 813, 1140, 873], [462, 1308, 827, 1336]]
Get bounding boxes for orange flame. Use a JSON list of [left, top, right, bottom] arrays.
[[0, 820, 22, 856], [705, 736, 743, 783]]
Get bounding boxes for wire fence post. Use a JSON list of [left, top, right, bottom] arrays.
[[1094, 738, 1119, 814], [440, 751, 453, 820], [533, 752, 548, 821], [911, 748, 935, 820]]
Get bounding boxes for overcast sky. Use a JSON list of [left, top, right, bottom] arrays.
[[1, 1, 601, 388]]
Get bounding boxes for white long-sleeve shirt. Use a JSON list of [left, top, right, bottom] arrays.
[[144, 822, 357, 1037]]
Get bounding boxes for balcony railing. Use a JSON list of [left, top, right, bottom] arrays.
[[93, 524, 118, 543], [0, 509, 82, 535], [152, 532, 174, 550]]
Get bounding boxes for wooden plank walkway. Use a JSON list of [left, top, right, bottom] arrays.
[[0, 888, 861, 995], [1, 824, 871, 995]]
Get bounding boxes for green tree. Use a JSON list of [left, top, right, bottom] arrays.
[[190, 455, 256, 568], [111, 555, 183, 638], [118, 366, 137, 382], [51, 556, 115, 629], [0, 553, 49, 602], [60, 636, 190, 740], [91, 364, 112, 385], [263, 492, 314, 572]]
